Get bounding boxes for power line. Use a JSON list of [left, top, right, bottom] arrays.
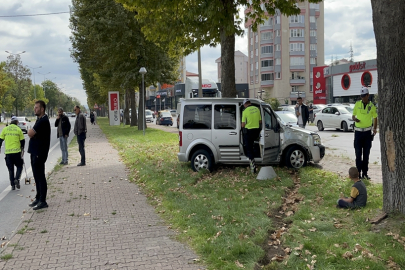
[[0, 11, 70, 18]]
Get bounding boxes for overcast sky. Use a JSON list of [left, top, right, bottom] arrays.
[[0, 0, 376, 107]]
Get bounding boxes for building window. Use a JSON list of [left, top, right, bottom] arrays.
[[261, 32, 273, 40], [251, 63, 253, 71], [255, 75, 259, 83], [261, 73, 274, 81], [289, 15, 304, 23], [256, 62, 259, 69], [310, 71, 313, 79], [291, 86, 299, 92], [276, 72, 281, 79], [310, 44, 317, 51], [310, 30, 317, 37], [261, 60, 274, 67], [275, 30, 280, 37], [310, 16, 316, 23], [310, 3, 319, 10], [290, 57, 305, 66], [275, 16, 280, 24], [250, 37, 253, 45], [341, 74, 351, 90], [310, 58, 317, 65], [276, 44, 281, 51], [275, 58, 281, 65], [250, 51, 253, 58], [255, 35, 258, 43], [256, 48, 258, 56], [310, 85, 313, 93], [261, 45, 273, 54], [262, 17, 273, 26], [250, 77, 253, 84], [290, 29, 305, 37], [361, 71, 373, 87], [290, 43, 305, 51]]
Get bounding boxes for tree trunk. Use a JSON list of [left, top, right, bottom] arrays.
[[130, 87, 137, 127], [138, 82, 145, 131], [124, 89, 130, 125], [371, 0, 405, 214], [220, 28, 236, 98]]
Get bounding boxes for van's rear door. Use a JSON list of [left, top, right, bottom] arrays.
[[261, 105, 280, 163]]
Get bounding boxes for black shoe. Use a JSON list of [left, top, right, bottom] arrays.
[[14, 179, 20, 189], [362, 175, 370, 180], [77, 163, 86, 166], [29, 200, 40, 207], [11, 186, 15, 190], [33, 202, 48, 210], [59, 161, 65, 165]]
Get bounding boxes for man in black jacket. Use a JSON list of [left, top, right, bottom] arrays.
[[55, 108, 71, 165], [296, 97, 309, 128]]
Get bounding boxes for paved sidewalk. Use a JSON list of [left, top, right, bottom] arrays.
[[0, 123, 203, 270]]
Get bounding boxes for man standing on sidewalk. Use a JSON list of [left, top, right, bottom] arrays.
[[55, 108, 71, 165], [352, 87, 378, 180], [28, 100, 51, 210], [0, 116, 25, 190], [74, 105, 87, 166], [296, 97, 309, 128]]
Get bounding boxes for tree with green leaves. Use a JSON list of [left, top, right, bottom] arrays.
[[70, 0, 180, 128], [117, 0, 322, 98], [4, 55, 31, 115], [0, 62, 16, 113]]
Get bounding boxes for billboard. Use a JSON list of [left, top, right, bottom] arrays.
[[313, 66, 328, 104], [108, 91, 120, 126]]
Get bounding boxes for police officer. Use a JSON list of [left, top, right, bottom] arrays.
[[0, 116, 25, 190], [241, 99, 262, 173], [352, 87, 378, 180]]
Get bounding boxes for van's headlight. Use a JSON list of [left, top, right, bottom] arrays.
[[312, 134, 321, 146]]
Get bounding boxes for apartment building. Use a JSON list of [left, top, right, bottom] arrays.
[[244, 1, 324, 104], [215, 50, 249, 84]]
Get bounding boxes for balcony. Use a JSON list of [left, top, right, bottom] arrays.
[[261, 80, 274, 87], [289, 51, 305, 56], [290, 76, 306, 85], [289, 37, 305, 42], [290, 65, 305, 71], [290, 91, 306, 98], [261, 66, 274, 72]]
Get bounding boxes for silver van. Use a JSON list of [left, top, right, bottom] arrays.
[[177, 98, 325, 172]]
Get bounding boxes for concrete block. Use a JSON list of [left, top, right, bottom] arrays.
[[256, 166, 277, 180]]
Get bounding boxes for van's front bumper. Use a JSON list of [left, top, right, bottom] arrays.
[[310, 144, 325, 163], [178, 153, 187, 162]]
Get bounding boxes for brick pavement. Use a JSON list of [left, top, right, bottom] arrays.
[[0, 123, 203, 270]]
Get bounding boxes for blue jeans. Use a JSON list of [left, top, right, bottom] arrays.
[[59, 136, 68, 163], [77, 133, 86, 164]]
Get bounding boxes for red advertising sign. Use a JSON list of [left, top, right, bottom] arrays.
[[110, 93, 118, 110], [313, 66, 328, 104]]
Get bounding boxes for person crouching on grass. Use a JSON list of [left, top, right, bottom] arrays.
[[337, 167, 367, 209]]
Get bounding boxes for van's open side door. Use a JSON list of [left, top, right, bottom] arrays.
[[261, 105, 281, 163]]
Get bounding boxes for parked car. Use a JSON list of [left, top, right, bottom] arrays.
[[16, 117, 31, 133], [314, 106, 354, 132], [170, 109, 177, 117], [279, 105, 296, 113], [156, 111, 173, 126], [312, 104, 327, 115], [66, 112, 73, 117], [177, 98, 325, 172], [0, 115, 4, 123], [145, 110, 154, 123], [275, 111, 299, 127]]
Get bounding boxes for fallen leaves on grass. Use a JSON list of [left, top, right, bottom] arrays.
[[235, 260, 244, 268], [342, 251, 353, 259]]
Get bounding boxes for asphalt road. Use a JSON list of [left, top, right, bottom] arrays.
[[0, 117, 77, 240]]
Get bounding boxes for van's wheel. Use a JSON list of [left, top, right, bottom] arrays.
[[342, 121, 349, 132], [191, 149, 213, 172], [284, 146, 306, 169], [317, 121, 324, 131]]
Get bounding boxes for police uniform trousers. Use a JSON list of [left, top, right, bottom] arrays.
[[244, 128, 261, 161], [5, 153, 23, 186], [354, 130, 372, 177]]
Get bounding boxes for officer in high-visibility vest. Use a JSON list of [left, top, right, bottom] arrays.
[[242, 99, 262, 173], [352, 87, 378, 180], [0, 116, 25, 190]]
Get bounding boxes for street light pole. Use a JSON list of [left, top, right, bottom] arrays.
[[139, 67, 147, 136], [27, 65, 42, 99], [5, 51, 26, 56]]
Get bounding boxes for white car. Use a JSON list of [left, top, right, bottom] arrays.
[[314, 106, 354, 132], [145, 110, 153, 123], [312, 104, 327, 115], [0, 115, 4, 123], [275, 111, 299, 127], [16, 117, 31, 133]]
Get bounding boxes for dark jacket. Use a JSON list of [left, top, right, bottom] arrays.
[[297, 104, 310, 125], [55, 115, 71, 138]]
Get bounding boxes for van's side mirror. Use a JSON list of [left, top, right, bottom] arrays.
[[335, 112, 340, 115]]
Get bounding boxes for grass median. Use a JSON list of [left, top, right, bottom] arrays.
[[98, 118, 404, 270]]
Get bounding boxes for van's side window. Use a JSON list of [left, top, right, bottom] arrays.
[[183, 105, 212, 129], [264, 108, 277, 130], [214, 105, 236, 129]]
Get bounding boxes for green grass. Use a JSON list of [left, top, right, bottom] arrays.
[[97, 117, 404, 270], [0, 254, 12, 260]]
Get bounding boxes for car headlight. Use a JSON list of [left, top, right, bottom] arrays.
[[312, 134, 321, 146], [348, 118, 354, 121]]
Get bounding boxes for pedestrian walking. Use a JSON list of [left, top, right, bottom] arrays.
[[295, 97, 309, 128], [241, 99, 262, 173], [352, 87, 378, 180], [308, 103, 314, 123], [93, 110, 97, 125], [90, 111, 95, 125], [55, 108, 71, 165], [0, 116, 25, 190], [27, 100, 51, 210], [74, 105, 87, 166]]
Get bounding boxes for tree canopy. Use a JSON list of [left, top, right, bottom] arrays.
[[117, 0, 322, 97]]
